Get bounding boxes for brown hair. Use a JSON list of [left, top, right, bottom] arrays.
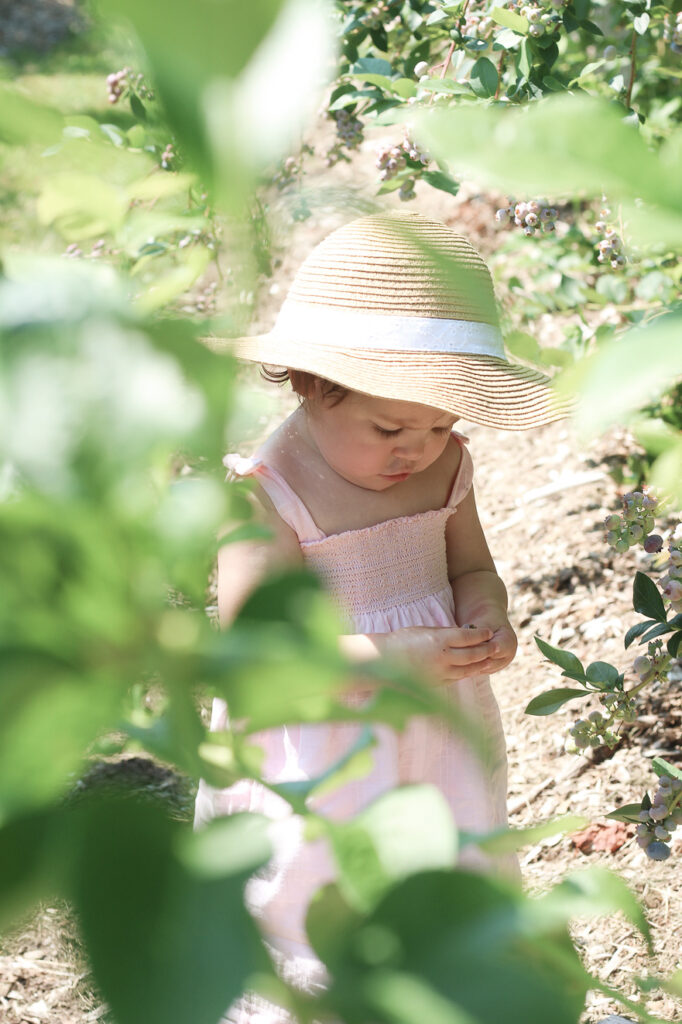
[[260, 366, 348, 406]]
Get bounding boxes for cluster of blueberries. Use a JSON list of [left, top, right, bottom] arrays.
[[516, 1, 565, 38], [661, 525, 682, 615], [603, 490, 659, 553], [495, 200, 558, 236], [106, 67, 154, 106], [375, 136, 429, 201], [326, 108, 364, 166], [637, 774, 682, 861], [595, 204, 627, 269]]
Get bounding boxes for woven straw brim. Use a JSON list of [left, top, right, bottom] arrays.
[[204, 334, 573, 430]]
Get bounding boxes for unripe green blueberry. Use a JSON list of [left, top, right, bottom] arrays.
[[664, 816, 677, 831], [633, 655, 650, 676], [414, 60, 429, 76], [615, 538, 629, 553], [529, 22, 544, 35], [604, 514, 621, 531], [604, 45, 617, 60]]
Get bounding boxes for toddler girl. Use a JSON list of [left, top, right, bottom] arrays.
[[195, 211, 568, 1023]]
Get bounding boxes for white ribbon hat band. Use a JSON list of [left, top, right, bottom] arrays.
[[274, 301, 505, 358]]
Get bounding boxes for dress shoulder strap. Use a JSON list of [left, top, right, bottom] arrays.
[[446, 431, 474, 509], [223, 454, 325, 543]]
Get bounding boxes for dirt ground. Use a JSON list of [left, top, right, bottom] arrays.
[[1, 105, 681, 1024]]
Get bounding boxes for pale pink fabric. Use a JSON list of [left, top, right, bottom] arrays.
[[194, 433, 516, 1023]]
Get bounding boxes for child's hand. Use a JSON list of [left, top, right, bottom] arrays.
[[378, 625, 511, 683], [471, 622, 517, 677]]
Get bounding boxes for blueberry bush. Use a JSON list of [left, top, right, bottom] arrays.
[[1, 1, 682, 1023]]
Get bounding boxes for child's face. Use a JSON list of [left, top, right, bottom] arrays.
[[305, 391, 457, 491]]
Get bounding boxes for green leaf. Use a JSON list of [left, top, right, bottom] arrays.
[[525, 687, 589, 716], [607, 802, 645, 824], [71, 799, 273, 1024], [493, 27, 523, 50], [135, 246, 212, 315], [624, 619, 653, 648], [328, 785, 458, 912], [460, 814, 589, 855], [421, 170, 460, 196], [352, 56, 394, 76], [36, 173, 129, 242], [651, 757, 682, 782], [668, 630, 682, 657], [585, 661, 620, 687], [539, 868, 652, 952], [557, 312, 682, 437], [0, 671, 124, 823], [322, 870, 588, 1024], [490, 6, 528, 33], [306, 883, 364, 972], [633, 571, 667, 623], [580, 19, 603, 35], [640, 621, 673, 643], [505, 330, 542, 364], [0, 83, 63, 146], [470, 57, 499, 98], [0, 809, 67, 931], [129, 93, 147, 120], [519, 38, 533, 76], [351, 72, 395, 91], [392, 78, 418, 99], [534, 636, 586, 682], [415, 94, 679, 212]]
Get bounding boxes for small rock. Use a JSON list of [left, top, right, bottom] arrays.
[[597, 1017, 636, 1024]]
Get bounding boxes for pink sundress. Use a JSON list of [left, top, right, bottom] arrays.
[[194, 433, 515, 1023]]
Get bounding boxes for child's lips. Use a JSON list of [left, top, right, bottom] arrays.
[[382, 469, 412, 480]]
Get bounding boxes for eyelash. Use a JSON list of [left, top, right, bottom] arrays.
[[373, 425, 451, 437]]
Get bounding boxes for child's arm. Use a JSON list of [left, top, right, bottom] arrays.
[[217, 486, 302, 627], [445, 484, 517, 677]]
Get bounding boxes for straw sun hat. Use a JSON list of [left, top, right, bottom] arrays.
[[205, 211, 571, 430]]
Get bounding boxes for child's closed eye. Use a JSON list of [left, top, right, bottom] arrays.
[[374, 425, 402, 437]]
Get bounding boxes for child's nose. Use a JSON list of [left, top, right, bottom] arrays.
[[394, 435, 427, 460]]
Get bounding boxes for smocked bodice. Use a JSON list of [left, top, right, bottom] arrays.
[[300, 508, 453, 620]]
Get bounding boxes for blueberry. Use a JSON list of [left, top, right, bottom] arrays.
[[646, 841, 671, 861]]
